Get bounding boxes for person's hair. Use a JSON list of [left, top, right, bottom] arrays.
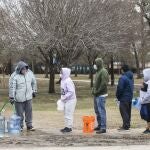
[[121, 64, 129, 72]]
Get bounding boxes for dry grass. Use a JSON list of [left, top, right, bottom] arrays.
[[0, 76, 146, 130]]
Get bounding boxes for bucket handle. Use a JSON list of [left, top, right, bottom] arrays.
[[0, 100, 16, 115], [0, 101, 9, 115]]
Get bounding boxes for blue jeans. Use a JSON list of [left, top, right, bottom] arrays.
[[94, 96, 106, 129]]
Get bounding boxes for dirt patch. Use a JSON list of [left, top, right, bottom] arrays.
[[0, 110, 149, 148], [0, 128, 150, 147]]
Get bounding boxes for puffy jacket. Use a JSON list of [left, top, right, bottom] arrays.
[[9, 61, 37, 102], [141, 68, 150, 104], [60, 68, 76, 101], [116, 71, 134, 102]]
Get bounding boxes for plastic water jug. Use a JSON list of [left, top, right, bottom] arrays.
[[0, 115, 5, 137], [57, 99, 65, 111], [132, 98, 141, 110], [7, 113, 21, 134]]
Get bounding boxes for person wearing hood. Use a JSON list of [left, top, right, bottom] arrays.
[[59, 68, 77, 133], [116, 65, 134, 130], [140, 68, 150, 134], [92, 58, 109, 134], [9, 61, 37, 131]]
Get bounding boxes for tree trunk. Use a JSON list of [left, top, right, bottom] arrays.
[[48, 51, 55, 93], [110, 55, 114, 86], [89, 65, 94, 87], [9, 58, 12, 75], [31, 60, 35, 73], [132, 43, 141, 79], [45, 63, 49, 78], [74, 65, 78, 77]]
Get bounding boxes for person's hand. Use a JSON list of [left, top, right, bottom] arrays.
[[61, 95, 67, 101], [9, 98, 15, 105], [32, 92, 36, 98]]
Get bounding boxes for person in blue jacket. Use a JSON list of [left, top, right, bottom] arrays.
[[116, 65, 134, 130]]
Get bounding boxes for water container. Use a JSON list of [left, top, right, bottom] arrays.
[[132, 98, 141, 110], [82, 116, 95, 133], [57, 99, 65, 111], [0, 115, 5, 137], [7, 113, 21, 135]]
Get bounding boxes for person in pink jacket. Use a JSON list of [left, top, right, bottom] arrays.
[[60, 68, 77, 133]]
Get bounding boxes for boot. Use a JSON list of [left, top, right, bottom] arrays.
[[143, 122, 150, 134]]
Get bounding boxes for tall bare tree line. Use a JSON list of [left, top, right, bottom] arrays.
[[0, 0, 150, 92]]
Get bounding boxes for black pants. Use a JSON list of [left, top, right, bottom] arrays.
[[119, 101, 131, 129]]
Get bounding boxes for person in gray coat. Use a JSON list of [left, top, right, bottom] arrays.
[[9, 61, 37, 131]]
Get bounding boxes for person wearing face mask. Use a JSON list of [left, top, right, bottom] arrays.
[[9, 61, 37, 131], [59, 68, 77, 133], [92, 58, 109, 134], [140, 68, 150, 134]]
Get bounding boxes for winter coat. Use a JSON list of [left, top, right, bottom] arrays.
[[140, 68, 150, 104], [92, 58, 109, 97], [116, 71, 134, 102], [60, 68, 76, 101], [9, 61, 37, 102]]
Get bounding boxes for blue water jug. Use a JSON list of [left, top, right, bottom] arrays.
[[7, 113, 21, 134], [132, 98, 141, 110], [0, 115, 5, 137]]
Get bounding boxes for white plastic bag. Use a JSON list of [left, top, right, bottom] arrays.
[[57, 99, 65, 111]]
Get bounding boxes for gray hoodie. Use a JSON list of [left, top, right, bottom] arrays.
[[9, 61, 37, 102]]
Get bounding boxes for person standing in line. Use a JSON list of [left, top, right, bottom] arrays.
[[9, 61, 37, 131], [116, 65, 134, 130], [59, 68, 77, 133], [92, 58, 109, 134], [140, 68, 150, 134]]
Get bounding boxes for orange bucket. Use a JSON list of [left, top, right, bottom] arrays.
[[82, 116, 95, 133]]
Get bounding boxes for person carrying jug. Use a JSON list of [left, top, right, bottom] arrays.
[[59, 68, 77, 133], [140, 68, 150, 134], [9, 61, 37, 131], [116, 65, 134, 131]]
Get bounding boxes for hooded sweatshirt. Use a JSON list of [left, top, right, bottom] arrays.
[[116, 71, 134, 102], [141, 68, 150, 104], [92, 58, 109, 97], [9, 61, 37, 102], [60, 68, 76, 101]]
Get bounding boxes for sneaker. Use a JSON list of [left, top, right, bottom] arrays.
[[143, 129, 150, 134], [118, 127, 129, 131], [20, 128, 23, 132], [94, 126, 100, 131], [60, 127, 72, 133], [27, 126, 35, 131], [96, 129, 106, 134]]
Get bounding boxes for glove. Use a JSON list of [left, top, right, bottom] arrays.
[[9, 98, 15, 105], [32, 92, 36, 98]]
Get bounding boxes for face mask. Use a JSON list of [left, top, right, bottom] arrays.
[[93, 64, 97, 70]]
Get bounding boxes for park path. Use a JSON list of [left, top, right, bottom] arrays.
[[1, 145, 150, 150]]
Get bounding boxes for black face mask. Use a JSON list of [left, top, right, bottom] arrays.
[[141, 82, 148, 92]]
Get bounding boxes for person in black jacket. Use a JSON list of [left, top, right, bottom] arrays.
[[116, 65, 134, 130]]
